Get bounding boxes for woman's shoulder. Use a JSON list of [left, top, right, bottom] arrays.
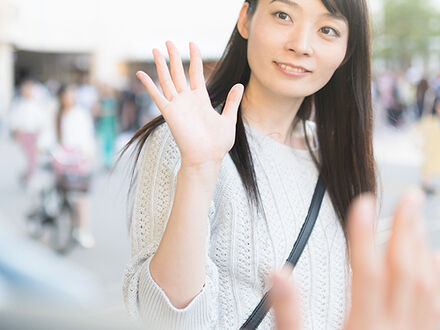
[[138, 120, 180, 170]]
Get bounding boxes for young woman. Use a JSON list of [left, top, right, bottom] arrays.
[[55, 84, 96, 248], [122, 0, 440, 328]]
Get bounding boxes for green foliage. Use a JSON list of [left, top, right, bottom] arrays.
[[373, 0, 440, 68]]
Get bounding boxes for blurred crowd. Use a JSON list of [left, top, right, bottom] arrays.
[[373, 70, 440, 128], [2, 75, 160, 249], [372, 70, 440, 195], [5, 75, 160, 175]]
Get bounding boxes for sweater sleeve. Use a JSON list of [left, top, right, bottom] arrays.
[[122, 122, 219, 329]]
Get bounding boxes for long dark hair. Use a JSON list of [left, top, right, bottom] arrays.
[[56, 83, 72, 142], [121, 0, 377, 244]]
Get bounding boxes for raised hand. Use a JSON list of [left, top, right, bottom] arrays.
[[136, 41, 244, 170], [345, 191, 440, 330], [269, 190, 440, 330]]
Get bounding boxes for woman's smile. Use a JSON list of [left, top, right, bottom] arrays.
[[273, 61, 312, 77]]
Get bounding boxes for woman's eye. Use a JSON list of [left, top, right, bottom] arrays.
[[274, 11, 292, 22], [320, 26, 340, 37]]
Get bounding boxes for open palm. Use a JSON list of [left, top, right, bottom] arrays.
[[136, 41, 244, 169]]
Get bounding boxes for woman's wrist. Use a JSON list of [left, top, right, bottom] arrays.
[[179, 160, 221, 178]]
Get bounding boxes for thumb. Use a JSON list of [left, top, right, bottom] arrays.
[[270, 264, 302, 330], [222, 84, 244, 124]]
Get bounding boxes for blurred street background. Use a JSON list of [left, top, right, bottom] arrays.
[[0, 0, 440, 328]]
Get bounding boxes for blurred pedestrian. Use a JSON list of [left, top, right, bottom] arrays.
[[97, 84, 118, 169], [417, 97, 440, 195], [416, 78, 429, 119], [433, 72, 440, 97], [56, 84, 96, 248], [9, 80, 45, 185], [76, 73, 99, 115], [119, 88, 139, 133], [395, 71, 414, 118]]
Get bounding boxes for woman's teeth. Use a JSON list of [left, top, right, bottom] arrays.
[[278, 63, 307, 73]]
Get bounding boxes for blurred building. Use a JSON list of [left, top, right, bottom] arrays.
[[0, 0, 242, 118]]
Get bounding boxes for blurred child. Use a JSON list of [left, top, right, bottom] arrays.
[[9, 80, 45, 185]]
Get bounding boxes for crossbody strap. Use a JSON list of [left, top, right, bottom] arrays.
[[240, 174, 326, 330]]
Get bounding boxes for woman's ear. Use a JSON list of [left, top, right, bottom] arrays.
[[237, 2, 251, 40]]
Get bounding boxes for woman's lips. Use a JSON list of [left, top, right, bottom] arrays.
[[274, 61, 312, 77]]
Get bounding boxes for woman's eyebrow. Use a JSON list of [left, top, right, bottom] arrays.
[[270, 0, 301, 9], [320, 12, 348, 23]]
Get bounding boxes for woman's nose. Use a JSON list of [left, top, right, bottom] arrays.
[[286, 25, 314, 56]]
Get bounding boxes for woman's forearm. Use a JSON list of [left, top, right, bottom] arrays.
[[149, 162, 220, 309]]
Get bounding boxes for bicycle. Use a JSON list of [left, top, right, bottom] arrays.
[[25, 147, 91, 254]]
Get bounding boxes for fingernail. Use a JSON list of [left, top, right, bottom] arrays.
[[136, 71, 146, 79]]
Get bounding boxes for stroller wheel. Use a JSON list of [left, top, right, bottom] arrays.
[[24, 212, 45, 239]]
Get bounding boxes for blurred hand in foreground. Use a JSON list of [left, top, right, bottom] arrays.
[[270, 190, 440, 330]]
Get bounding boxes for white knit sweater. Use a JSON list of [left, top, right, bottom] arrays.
[[123, 121, 352, 330]]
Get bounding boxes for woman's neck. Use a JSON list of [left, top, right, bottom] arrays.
[[241, 75, 305, 146]]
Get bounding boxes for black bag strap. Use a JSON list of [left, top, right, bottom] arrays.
[[240, 174, 326, 330]]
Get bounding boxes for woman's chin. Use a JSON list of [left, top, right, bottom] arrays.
[[269, 88, 316, 100]]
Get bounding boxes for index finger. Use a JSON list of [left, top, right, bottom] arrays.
[[136, 71, 169, 111]]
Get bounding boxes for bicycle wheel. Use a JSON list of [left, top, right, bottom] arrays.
[[49, 203, 75, 254], [25, 190, 53, 239], [24, 210, 45, 239]]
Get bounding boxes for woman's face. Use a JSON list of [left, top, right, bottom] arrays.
[[61, 87, 76, 109], [239, 0, 349, 98]]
